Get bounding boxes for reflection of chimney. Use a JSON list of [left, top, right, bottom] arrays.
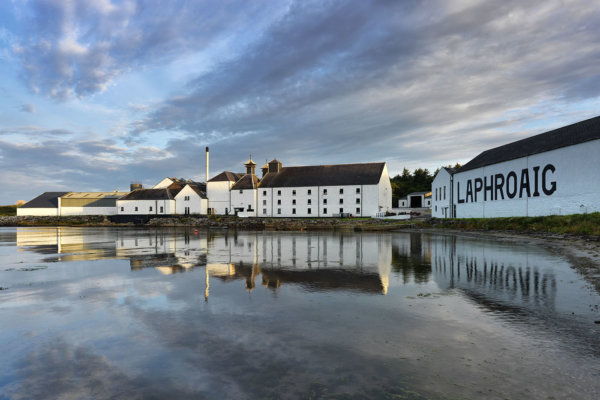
[[130, 182, 142, 191], [205, 146, 210, 182]]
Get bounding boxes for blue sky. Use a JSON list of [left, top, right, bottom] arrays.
[[1, 0, 600, 204]]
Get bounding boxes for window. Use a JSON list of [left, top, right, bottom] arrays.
[[149, 206, 153, 212], [308, 199, 311, 205], [239, 190, 243, 194], [339, 208, 344, 214], [323, 189, 328, 195], [277, 190, 281, 196], [263, 190, 267, 196], [292, 190, 296, 195], [263, 200, 267, 205], [184, 195, 190, 201], [308, 208, 311, 214], [356, 198, 360, 204], [435, 206, 438, 212], [263, 208, 267, 214], [292, 208, 296, 214], [323, 198, 327, 205], [356, 207, 360, 214], [323, 208, 327, 214], [160, 206, 164, 213], [277, 199, 281, 205], [356, 188, 360, 194], [307, 189, 312, 195], [134, 207, 138, 211], [435, 188, 438, 201], [339, 188, 343, 194], [277, 208, 281, 215], [339, 199, 343, 204], [444, 186, 446, 200], [292, 199, 296, 205], [120, 207, 124, 212]]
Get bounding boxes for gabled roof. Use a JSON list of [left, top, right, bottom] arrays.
[[176, 183, 207, 199], [20, 192, 69, 209], [118, 188, 179, 201], [231, 174, 259, 190], [459, 115, 600, 172], [258, 162, 385, 188], [208, 171, 240, 182]]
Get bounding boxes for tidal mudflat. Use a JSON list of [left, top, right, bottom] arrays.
[[0, 227, 599, 399]]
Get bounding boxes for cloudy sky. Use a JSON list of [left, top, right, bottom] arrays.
[[1, 0, 599, 204]]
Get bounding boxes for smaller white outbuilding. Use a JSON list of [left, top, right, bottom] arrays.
[[398, 192, 432, 209], [174, 183, 207, 215], [117, 187, 180, 215], [17, 192, 69, 216]]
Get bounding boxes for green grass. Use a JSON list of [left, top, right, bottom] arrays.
[[0, 205, 17, 216], [430, 212, 600, 236]]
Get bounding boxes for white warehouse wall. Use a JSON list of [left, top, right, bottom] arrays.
[[453, 139, 600, 218], [17, 208, 59, 216]]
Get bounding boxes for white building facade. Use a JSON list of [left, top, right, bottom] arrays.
[[256, 159, 392, 218], [174, 184, 207, 215], [17, 192, 69, 216], [207, 172, 240, 215], [117, 189, 177, 215], [432, 168, 454, 218], [432, 115, 600, 218]]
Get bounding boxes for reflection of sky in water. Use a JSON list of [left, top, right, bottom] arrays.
[[0, 227, 599, 399]]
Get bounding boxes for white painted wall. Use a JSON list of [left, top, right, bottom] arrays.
[[231, 188, 257, 216], [117, 199, 175, 215], [175, 185, 207, 215], [377, 164, 393, 214], [432, 168, 452, 218], [207, 181, 233, 215], [17, 208, 59, 216], [452, 139, 600, 218], [60, 206, 117, 216], [258, 185, 372, 217]]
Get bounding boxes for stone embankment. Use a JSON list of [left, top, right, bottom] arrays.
[[0, 215, 416, 231]]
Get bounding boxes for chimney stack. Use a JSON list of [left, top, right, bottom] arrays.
[[205, 146, 210, 182]]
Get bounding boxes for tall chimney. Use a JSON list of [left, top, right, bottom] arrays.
[[205, 146, 210, 182]]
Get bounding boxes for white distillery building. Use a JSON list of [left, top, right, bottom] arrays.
[[208, 158, 392, 217], [17, 192, 69, 216], [432, 115, 600, 218], [398, 191, 432, 209], [206, 171, 242, 215], [117, 187, 180, 215]]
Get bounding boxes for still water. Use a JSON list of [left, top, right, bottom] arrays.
[[0, 227, 599, 399]]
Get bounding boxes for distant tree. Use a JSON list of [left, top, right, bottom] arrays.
[[390, 168, 434, 204]]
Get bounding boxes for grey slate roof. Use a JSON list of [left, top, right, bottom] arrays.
[[20, 192, 69, 209], [208, 171, 241, 182], [118, 188, 180, 201], [459, 115, 600, 172], [231, 174, 259, 190], [187, 184, 207, 199], [258, 162, 385, 188]]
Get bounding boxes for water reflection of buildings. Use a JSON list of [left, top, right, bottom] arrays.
[[14, 228, 392, 296], [13, 228, 560, 310], [395, 232, 559, 313]]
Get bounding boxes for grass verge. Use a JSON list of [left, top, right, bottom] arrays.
[[427, 212, 600, 236]]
